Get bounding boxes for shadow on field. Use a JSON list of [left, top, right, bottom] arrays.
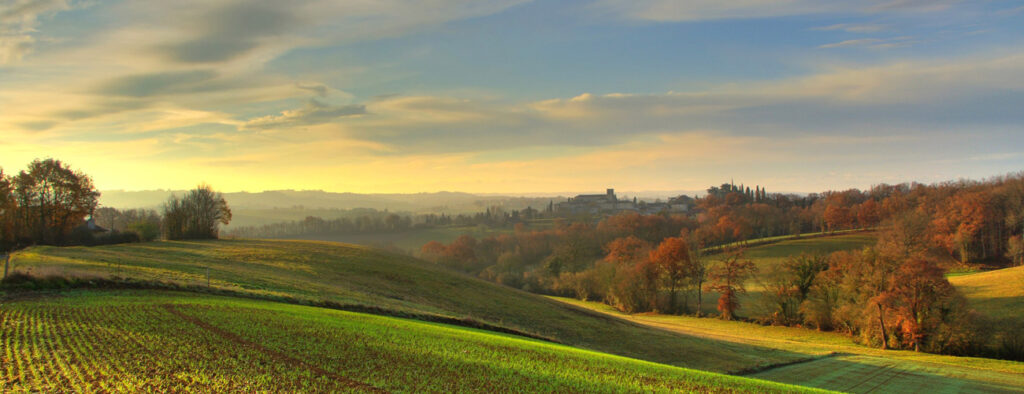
[[751, 354, 1024, 394]]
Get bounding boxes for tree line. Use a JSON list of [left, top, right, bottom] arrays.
[[419, 174, 1024, 360], [225, 205, 548, 239], [1, 159, 233, 253]]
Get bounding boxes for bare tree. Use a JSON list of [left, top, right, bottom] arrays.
[[163, 184, 232, 240]]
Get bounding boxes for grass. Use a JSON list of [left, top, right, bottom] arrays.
[[1, 290, 818, 393], [703, 229, 874, 254], [6, 239, 815, 374], [948, 265, 1024, 326], [554, 297, 1024, 393], [685, 233, 877, 317], [273, 225, 516, 252], [739, 233, 877, 272]]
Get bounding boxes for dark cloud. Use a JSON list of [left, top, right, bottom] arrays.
[[243, 99, 365, 129], [157, 2, 301, 63], [56, 100, 150, 120], [92, 70, 218, 97], [17, 120, 57, 131]]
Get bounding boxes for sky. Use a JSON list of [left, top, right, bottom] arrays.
[[1, 0, 1024, 195]]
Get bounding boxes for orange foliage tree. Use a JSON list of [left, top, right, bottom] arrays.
[[649, 237, 691, 313], [706, 249, 758, 320]]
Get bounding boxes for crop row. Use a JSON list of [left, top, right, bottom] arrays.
[[0, 290, 816, 393]]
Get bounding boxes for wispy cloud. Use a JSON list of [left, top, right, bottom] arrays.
[[819, 36, 915, 49], [243, 99, 366, 130], [813, 23, 888, 33], [592, 0, 957, 22], [0, 0, 70, 64]]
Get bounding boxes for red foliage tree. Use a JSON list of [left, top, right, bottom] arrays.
[[706, 249, 758, 320], [650, 237, 691, 313]]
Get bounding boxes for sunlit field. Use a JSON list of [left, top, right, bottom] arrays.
[[1, 290, 817, 393], [7, 239, 814, 374], [554, 297, 1024, 393]]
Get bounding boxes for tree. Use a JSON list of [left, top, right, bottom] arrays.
[[800, 254, 846, 331], [823, 204, 853, 233], [1007, 235, 1024, 266], [603, 236, 651, 265], [706, 249, 758, 320], [688, 247, 709, 317], [0, 168, 15, 252], [786, 254, 829, 302], [881, 258, 959, 352], [11, 159, 99, 245], [649, 237, 691, 313], [163, 184, 232, 240]]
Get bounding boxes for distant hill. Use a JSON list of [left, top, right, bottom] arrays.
[[99, 189, 565, 229], [99, 189, 559, 213]]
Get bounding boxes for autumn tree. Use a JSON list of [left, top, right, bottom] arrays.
[[650, 237, 691, 313], [0, 168, 14, 252], [706, 249, 758, 320], [799, 253, 847, 331], [879, 258, 961, 352], [604, 236, 652, 265], [163, 184, 232, 240], [11, 159, 100, 245], [823, 204, 853, 233]]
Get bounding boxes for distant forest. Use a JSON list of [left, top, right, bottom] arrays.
[[418, 174, 1024, 360], [224, 206, 548, 239]]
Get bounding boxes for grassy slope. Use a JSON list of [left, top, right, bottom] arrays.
[[274, 225, 515, 252], [948, 265, 1024, 325], [693, 234, 877, 317], [1, 290, 818, 393], [9, 239, 810, 374], [555, 297, 1024, 394]]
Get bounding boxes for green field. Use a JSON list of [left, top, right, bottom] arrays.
[[738, 233, 877, 271], [948, 265, 1024, 325], [6, 239, 814, 374], [694, 233, 878, 317], [7, 235, 1023, 393], [554, 297, 1024, 393], [2, 290, 816, 392], [273, 225, 516, 252]]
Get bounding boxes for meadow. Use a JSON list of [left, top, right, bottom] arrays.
[[948, 265, 1024, 325], [6, 235, 1023, 392], [690, 233, 878, 317], [554, 297, 1024, 393], [272, 225, 517, 252], [2, 290, 817, 392], [6, 239, 814, 374]]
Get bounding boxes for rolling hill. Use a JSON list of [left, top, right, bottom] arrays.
[[556, 297, 1024, 393], [948, 265, 1024, 325], [0, 290, 816, 392], [6, 239, 811, 374]]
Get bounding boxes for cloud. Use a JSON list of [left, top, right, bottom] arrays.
[[93, 70, 220, 97], [0, 0, 69, 64], [817, 37, 916, 49], [155, 2, 301, 64], [813, 23, 888, 33], [297, 83, 328, 97], [286, 52, 1024, 156], [592, 0, 957, 22], [242, 99, 366, 130]]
